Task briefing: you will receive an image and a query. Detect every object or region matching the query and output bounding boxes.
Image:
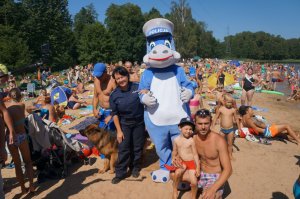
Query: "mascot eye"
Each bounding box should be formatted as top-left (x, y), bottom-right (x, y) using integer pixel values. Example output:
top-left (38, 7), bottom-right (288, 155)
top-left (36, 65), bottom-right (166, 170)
top-left (150, 42), bottom-right (156, 50)
top-left (164, 40), bottom-right (171, 48)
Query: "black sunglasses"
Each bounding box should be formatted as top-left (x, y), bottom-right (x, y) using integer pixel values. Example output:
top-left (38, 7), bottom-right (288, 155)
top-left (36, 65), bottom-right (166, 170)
top-left (195, 109), bottom-right (211, 118)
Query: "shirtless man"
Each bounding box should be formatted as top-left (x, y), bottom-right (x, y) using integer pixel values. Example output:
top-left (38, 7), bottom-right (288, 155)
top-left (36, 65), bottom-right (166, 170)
top-left (124, 61), bottom-right (140, 82)
top-left (271, 67), bottom-right (282, 91)
top-left (173, 109), bottom-right (232, 199)
top-left (239, 105), bottom-right (300, 144)
top-left (92, 63), bottom-right (116, 130)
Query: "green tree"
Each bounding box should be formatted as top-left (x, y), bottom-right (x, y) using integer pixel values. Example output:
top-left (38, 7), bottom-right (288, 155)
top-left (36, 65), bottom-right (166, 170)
top-left (105, 3), bottom-right (145, 62)
top-left (73, 4), bottom-right (98, 38)
top-left (77, 22), bottom-right (115, 65)
top-left (144, 7), bottom-right (162, 21)
top-left (20, 0), bottom-right (75, 67)
top-left (0, 25), bottom-right (31, 70)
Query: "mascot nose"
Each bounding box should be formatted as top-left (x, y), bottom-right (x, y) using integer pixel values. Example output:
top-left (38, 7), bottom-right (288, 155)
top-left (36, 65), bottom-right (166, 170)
top-left (162, 50), bottom-right (169, 54)
top-left (153, 50), bottom-right (157, 54)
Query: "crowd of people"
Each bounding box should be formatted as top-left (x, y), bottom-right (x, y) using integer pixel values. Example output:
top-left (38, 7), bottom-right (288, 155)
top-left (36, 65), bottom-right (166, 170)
top-left (0, 58), bottom-right (299, 198)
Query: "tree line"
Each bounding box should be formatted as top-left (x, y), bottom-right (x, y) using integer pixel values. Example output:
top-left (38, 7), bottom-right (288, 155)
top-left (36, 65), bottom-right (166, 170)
top-left (0, 0), bottom-right (299, 72)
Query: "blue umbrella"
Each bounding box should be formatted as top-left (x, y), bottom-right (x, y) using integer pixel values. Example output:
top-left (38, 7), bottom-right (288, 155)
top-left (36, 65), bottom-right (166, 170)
top-left (50, 86), bottom-right (71, 106)
top-left (229, 60), bottom-right (240, 67)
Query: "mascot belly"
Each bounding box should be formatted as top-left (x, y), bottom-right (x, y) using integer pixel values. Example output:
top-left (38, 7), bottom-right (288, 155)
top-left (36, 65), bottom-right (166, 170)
top-left (139, 18), bottom-right (193, 183)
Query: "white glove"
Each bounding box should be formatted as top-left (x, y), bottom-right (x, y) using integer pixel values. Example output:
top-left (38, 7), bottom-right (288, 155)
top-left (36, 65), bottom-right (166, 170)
top-left (141, 92), bottom-right (157, 107)
top-left (180, 87), bottom-right (193, 103)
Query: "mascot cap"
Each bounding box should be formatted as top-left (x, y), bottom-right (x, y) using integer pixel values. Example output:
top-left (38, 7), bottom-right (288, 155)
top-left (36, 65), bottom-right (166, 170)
top-left (143, 18), bottom-right (174, 38)
top-left (0, 64), bottom-right (8, 77)
top-left (93, 63), bottom-right (106, 77)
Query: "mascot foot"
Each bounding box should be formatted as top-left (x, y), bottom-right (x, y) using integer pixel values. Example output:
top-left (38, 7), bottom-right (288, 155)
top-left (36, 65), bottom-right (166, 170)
top-left (151, 170), bottom-right (170, 183)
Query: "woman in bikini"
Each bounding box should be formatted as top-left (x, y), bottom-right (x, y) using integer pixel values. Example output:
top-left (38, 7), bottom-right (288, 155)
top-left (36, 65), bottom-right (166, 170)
top-left (238, 105), bottom-right (300, 144)
top-left (241, 67), bottom-right (261, 106)
top-left (5, 88), bottom-right (35, 194)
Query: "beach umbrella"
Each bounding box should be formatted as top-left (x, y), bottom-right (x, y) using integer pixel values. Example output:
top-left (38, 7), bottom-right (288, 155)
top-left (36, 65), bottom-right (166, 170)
top-left (229, 60), bottom-right (240, 67)
top-left (50, 86), bottom-right (71, 106)
top-left (207, 72), bottom-right (235, 88)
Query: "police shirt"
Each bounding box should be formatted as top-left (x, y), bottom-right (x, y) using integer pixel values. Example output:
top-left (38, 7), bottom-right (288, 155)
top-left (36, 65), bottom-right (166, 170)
top-left (109, 82), bottom-right (144, 125)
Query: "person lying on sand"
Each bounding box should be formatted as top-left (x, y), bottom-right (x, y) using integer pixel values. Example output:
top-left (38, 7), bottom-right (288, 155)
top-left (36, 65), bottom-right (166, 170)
top-left (239, 105), bottom-right (300, 144)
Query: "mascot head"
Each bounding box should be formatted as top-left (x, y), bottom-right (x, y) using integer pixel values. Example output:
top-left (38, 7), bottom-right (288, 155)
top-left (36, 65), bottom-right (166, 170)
top-left (143, 18), bottom-right (181, 68)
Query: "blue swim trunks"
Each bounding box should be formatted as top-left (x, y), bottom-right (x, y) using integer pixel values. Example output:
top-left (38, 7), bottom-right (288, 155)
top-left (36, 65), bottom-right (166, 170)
top-left (220, 127), bottom-right (235, 134)
top-left (98, 108), bottom-right (115, 131)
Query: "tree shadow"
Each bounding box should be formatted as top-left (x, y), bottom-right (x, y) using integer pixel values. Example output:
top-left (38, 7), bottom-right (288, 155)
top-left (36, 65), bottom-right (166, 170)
top-left (10, 162), bottom-right (102, 199)
top-left (142, 147), bottom-right (159, 168)
top-left (271, 192), bottom-right (289, 199)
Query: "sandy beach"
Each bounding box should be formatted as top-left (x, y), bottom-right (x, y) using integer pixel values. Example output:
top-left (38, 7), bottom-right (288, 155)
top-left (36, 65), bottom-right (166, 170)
top-left (2, 90), bottom-right (300, 199)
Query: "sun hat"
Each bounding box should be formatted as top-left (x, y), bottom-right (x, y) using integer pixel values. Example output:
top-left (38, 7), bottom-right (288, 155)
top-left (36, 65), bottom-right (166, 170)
top-left (93, 63), bottom-right (106, 77)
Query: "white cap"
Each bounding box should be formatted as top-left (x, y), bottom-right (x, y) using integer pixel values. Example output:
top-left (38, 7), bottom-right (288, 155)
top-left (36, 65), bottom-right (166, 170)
top-left (143, 18), bottom-right (174, 38)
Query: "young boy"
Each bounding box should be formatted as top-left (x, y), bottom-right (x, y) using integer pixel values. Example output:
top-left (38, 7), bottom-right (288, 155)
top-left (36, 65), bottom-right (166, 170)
top-left (166, 118), bottom-right (200, 199)
top-left (212, 94), bottom-right (241, 160)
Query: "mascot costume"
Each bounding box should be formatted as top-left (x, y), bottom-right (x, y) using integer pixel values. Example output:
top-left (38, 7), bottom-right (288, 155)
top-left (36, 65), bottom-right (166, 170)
top-left (139, 18), bottom-right (194, 183)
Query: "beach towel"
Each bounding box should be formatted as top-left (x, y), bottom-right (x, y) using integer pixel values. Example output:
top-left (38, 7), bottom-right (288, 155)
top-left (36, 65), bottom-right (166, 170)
top-left (251, 106), bottom-right (268, 112)
top-left (69, 117), bottom-right (99, 131)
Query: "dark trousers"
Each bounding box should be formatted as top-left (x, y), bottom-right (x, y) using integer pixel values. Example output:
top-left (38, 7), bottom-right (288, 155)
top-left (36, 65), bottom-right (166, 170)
top-left (115, 121), bottom-right (145, 178)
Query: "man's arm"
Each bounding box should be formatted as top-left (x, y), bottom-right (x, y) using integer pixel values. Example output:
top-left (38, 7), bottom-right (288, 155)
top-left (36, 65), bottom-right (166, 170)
top-left (245, 116), bottom-right (265, 134)
top-left (92, 83), bottom-right (100, 118)
top-left (103, 77), bottom-right (116, 95)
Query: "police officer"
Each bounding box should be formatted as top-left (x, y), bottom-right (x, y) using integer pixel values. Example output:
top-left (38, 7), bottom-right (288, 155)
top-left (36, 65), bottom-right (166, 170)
top-left (109, 66), bottom-right (146, 184)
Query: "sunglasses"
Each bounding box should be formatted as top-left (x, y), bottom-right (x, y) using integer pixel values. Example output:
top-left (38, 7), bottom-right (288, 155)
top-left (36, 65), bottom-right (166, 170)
top-left (195, 109), bottom-right (211, 118)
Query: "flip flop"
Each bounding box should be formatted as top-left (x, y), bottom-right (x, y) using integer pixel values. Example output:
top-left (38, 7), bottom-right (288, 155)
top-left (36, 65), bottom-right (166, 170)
top-left (259, 138), bottom-right (272, 145)
top-left (5, 162), bottom-right (15, 169)
top-left (245, 134), bottom-right (259, 142)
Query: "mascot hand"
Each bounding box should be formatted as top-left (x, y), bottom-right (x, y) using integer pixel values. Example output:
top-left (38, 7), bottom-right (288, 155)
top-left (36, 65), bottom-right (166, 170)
top-left (180, 88), bottom-right (193, 103)
top-left (141, 92), bottom-right (157, 107)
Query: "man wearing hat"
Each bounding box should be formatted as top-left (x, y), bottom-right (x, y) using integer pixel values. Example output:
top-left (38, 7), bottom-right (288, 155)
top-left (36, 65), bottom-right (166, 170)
top-left (92, 63), bottom-right (116, 130)
top-left (139, 18), bottom-right (194, 183)
top-left (0, 64), bottom-right (16, 198)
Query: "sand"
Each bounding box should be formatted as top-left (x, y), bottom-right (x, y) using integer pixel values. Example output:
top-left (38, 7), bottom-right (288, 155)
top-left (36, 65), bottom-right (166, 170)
top-left (2, 89), bottom-right (300, 199)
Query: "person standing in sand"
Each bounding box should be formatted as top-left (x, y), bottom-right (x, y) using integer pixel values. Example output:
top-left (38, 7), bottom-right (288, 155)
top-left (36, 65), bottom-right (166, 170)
top-left (167, 118), bottom-right (200, 199)
top-left (92, 63), bottom-right (116, 130)
top-left (241, 67), bottom-right (261, 106)
top-left (238, 105), bottom-right (300, 144)
top-left (5, 88), bottom-right (35, 194)
top-left (173, 109), bottom-right (232, 199)
top-left (0, 65), bottom-right (16, 198)
top-left (212, 94), bottom-right (242, 160)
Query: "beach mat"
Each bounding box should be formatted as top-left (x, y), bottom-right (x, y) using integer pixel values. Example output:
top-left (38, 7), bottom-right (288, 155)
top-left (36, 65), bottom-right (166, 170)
top-left (237, 105), bottom-right (268, 112)
top-left (70, 117), bottom-right (99, 131)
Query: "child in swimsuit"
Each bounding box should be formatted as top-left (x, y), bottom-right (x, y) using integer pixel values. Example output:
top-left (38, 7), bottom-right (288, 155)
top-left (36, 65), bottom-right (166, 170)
top-left (166, 118), bottom-right (200, 199)
top-left (212, 94), bottom-right (241, 160)
top-left (4, 88), bottom-right (35, 194)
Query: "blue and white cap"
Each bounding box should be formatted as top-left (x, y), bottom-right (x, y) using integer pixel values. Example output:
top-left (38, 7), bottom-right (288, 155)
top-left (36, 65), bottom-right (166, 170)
top-left (143, 18), bottom-right (174, 38)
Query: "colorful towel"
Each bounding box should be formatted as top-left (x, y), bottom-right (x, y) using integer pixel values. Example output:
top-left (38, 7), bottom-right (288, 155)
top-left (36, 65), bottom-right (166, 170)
top-left (69, 117), bottom-right (99, 131)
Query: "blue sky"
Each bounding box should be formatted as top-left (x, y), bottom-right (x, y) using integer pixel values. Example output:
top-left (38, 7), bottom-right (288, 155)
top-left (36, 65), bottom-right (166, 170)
top-left (68, 0), bottom-right (300, 41)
